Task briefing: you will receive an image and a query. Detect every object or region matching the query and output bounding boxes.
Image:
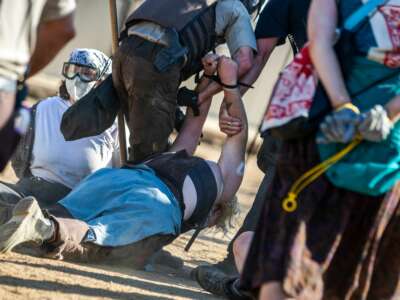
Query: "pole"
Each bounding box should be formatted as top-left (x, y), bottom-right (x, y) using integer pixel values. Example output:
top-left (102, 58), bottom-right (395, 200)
top-left (109, 0), bottom-right (128, 164)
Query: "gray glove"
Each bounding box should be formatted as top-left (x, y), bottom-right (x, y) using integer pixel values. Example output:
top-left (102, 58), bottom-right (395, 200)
top-left (317, 107), bottom-right (361, 144)
top-left (358, 105), bottom-right (393, 142)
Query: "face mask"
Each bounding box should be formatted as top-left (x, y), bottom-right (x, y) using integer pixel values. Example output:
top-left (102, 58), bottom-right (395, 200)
top-left (65, 77), bottom-right (96, 101)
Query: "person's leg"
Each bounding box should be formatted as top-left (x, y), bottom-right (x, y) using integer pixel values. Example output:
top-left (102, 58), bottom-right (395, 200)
top-left (0, 197), bottom-right (54, 253)
top-left (259, 283), bottom-right (286, 300)
top-left (233, 231), bottom-right (254, 274)
top-left (113, 37), bottom-right (181, 162)
top-left (16, 177), bottom-right (71, 208)
top-left (0, 181), bottom-right (24, 224)
top-left (104, 234), bottom-right (176, 269)
top-left (226, 173), bottom-right (272, 264)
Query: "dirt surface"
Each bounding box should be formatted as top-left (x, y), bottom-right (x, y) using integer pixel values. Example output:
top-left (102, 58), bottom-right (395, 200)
top-left (0, 142), bottom-right (263, 300)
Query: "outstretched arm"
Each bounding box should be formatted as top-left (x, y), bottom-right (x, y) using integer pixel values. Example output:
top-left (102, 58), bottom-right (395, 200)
top-left (198, 46), bottom-right (254, 103)
top-left (217, 57), bottom-right (248, 203)
top-left (170, 54), bottom-right (218, 154)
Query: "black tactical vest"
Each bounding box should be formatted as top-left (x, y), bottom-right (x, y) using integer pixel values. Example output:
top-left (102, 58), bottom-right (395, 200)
top-left (143, 150), bottom-right (219, 232)
top-left (125, 0), bottom-right (218, 80)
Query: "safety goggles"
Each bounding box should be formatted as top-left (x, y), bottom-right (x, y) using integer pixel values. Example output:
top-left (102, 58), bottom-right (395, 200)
top-left (62, 62), bottom-right (100, 83)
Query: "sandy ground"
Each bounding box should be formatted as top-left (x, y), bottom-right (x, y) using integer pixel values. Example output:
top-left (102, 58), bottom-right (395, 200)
top-left (0, 142), bottom-right (263, 300)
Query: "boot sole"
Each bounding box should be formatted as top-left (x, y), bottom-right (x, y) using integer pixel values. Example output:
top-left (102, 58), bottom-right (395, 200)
top-left (0, 197), bottom-right (40, 253)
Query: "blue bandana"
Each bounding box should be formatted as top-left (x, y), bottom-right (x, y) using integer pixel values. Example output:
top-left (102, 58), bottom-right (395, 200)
top-left (68, 48), bottom-right (112, 75)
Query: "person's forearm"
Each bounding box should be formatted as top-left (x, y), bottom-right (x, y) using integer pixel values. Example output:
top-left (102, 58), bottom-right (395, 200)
top-left (239, 38), bottom-right (278, 95)
top-left (239, 53), bottom-right (267, 95)
top-left (308, 0), bottom-right (350, 109)
top-left (171, 76), bottom-right (213, 154)
top-left (385, 95), bottom-right (400, 122)
top-left (198, 50), bottom-right (254, 102)
top-left (309, 42), bottom-right (350, 108)
top-left (29, 15), bottom-right (75, 77)
top-left (171, 100), bottom-right (212, 154)
top-left (224, 89), bottom-right (248, 142)
top-left (0, 91), bottom-right (16, 129)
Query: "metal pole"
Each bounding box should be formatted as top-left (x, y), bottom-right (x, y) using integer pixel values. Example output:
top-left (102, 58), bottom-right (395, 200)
top-left (109, 0), bottom-right (128, 164)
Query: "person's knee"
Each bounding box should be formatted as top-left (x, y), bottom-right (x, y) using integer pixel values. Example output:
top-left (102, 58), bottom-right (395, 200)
top-left (233, 231), bottom-right (254, 261)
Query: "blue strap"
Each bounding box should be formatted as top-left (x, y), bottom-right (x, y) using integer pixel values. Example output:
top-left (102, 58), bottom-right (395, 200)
top-left (344, 0), bottom-right (389, 31)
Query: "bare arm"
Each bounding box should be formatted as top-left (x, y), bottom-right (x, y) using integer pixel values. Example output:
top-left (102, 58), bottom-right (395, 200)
top-left (386, 95), bottom-right (400, 122)
top-left (198, 46), bottom-right (254, 102)
top-left (28, 14), bottom-right (76, 77)
top-left (170, 75), bottom-right (213, 155)
top-left (239, 37), bottom-right (279, 95)
top-left (308, 0), bottom-right (351, 108)
top-left (217, 58), bottom-right (248, 203)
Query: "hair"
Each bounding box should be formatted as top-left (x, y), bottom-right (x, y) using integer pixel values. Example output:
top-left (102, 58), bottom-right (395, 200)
top-left (212, 196), bottom-right (240, 235)
top-left (59, 80), bottom-right (70, 100)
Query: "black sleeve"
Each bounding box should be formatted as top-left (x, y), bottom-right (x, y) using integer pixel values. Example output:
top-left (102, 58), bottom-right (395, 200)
top-left (255, 0), bottom-right (291, 45)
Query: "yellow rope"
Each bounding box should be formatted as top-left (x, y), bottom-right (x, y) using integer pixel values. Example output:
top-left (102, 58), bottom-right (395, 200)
top-left (282, 138), bottom-right (362, 212)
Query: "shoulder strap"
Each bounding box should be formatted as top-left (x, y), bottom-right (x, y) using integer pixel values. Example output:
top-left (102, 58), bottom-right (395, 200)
top-left (288, 34), bottom-right (299, 55)
top-left (344, 0), bottom-right (390, 31)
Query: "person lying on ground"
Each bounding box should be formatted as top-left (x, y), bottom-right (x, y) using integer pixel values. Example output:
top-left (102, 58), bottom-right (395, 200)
top-left (0, 48), bottom-right (118, 222)
top-left (0, 56), bottom-right (248, 269)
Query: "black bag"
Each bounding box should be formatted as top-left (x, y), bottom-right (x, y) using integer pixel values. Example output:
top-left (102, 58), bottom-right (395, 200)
top-left (60, 75), bottom-right (120, 141)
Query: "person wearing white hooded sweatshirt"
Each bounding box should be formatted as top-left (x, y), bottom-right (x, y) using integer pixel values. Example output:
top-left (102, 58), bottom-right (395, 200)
top-left (0, 48), bottom-right (119, 220)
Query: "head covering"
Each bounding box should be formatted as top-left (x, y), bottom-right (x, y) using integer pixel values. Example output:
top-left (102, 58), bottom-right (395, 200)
top-left (67, 48), bottom-right (112, 76)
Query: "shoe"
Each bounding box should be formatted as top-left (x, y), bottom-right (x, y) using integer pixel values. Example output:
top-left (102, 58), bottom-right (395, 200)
top-left (0, 197), bottom-right (53, 253)
top-left (0, 199), bottom-right (13, 225)
top-left (212, 253), bottom-right (239, 276)
top-left (152, 249), bottom-right (184, 269)
top-left (192, 265), bottom-right (231, 297)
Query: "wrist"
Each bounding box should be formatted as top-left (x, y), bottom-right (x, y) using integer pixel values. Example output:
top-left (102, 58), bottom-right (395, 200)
top-left (385, 100), bottom-right (400, 122)
top-left (331, 95), bottom-right (352, 110)
top-left (335, 102), bottom-right (360, 114)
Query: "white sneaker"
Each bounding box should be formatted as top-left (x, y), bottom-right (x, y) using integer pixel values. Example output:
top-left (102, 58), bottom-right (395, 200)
top-left (0, 197), bottom-right (53, 253)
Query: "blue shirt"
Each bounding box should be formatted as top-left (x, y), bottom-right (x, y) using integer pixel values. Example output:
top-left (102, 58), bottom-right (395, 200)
top-left (59, 165), bottom-right (182, 247)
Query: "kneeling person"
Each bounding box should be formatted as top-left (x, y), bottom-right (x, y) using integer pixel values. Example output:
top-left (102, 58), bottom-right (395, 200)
top-left (0, 57), bottom-right (248, 267)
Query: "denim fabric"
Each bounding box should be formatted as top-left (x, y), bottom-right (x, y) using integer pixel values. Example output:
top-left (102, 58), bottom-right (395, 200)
top-left (59, 165), bottom-right (182, 247)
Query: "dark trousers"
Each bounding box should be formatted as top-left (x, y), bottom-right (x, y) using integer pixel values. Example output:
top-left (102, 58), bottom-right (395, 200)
top-left (0, 177), bottom-right (71, 208)
top-left (113, 36), bottom-right (181, 162)
top-left (226, 171), bottom-right (274, 256)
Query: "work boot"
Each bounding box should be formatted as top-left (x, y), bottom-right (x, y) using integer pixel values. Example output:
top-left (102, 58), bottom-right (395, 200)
top-left (192, 265), bottom-right (232, 297)
top-left (193, 266), bottom-right (254, 300)
top-left (211, 252), bottom-right (238, 276)
top-left (153, 249), bottom-right (184, 269)
top-left (0, 197), bottom-right (54, 253)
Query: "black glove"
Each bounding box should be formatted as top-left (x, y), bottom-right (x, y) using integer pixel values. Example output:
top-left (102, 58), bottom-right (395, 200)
top-left (174, 107), bottom-right (186, 132)
top-left (177, 87), bottom-right (200, 116)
